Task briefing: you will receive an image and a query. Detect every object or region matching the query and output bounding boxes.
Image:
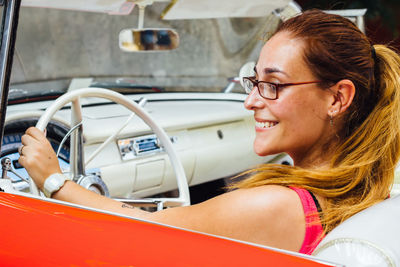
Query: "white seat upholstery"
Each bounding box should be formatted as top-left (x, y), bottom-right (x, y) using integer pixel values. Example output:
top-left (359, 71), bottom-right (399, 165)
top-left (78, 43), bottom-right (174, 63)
top-left (314, 194), bottom-right (400, 267)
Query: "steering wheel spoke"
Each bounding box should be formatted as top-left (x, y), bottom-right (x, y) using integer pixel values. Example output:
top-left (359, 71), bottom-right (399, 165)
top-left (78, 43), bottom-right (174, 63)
top-left (34, 88), bottom-right (190, 208)
top-left (70, 97), bottom-right (86, 180)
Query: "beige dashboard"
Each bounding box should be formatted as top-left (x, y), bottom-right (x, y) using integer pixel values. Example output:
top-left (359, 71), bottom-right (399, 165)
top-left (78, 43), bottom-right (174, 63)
top-left (5, 92), bottom-right (281, 198)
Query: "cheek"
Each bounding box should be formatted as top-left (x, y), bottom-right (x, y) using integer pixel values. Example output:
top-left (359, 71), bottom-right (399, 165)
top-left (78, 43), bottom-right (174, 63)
top-left (269, 97), bottom-right (300, 121)
top-left (273, 96), bottom-right (326, 133)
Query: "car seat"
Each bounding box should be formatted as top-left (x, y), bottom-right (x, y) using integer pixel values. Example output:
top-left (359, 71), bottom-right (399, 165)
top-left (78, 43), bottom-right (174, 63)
top-left (313, 191), bottom-right (400, 267)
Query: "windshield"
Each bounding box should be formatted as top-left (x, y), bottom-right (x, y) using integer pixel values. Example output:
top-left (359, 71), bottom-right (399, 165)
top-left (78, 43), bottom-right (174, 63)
top-left (7, 3), bottom-right (281, 102)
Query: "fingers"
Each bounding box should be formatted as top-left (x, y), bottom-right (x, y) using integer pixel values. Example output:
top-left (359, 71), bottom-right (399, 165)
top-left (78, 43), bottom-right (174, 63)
top-left (21, 127), bottom-right (54, 159)
top-left (25, 126), bottom-right (47, 141)
top-left (20, 132), bottom-right (36, 146)
top-left (17, 153), bottom-right (27, 169)
top-left (18, 126), bottom-right (62, 186)
top-left (18, 137), bottom-right (61, 189)
top-left (21, 127), bottom-right (52, 154)
top-left (18, 145), bottom-right (24, 156)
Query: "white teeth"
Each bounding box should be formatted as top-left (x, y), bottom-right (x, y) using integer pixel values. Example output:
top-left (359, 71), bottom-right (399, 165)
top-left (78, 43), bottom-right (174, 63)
top-left (255, 121), bottom-right (277, 128)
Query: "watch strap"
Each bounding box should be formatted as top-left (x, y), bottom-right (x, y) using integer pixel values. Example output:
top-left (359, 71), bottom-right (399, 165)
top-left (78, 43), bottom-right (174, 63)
top-left (43, 173), bottom-right (67, 198)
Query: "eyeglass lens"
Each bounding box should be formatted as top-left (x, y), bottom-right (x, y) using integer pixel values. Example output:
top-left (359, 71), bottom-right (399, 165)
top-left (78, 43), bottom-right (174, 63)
top-left (243, 78), bottom-right (276, 99)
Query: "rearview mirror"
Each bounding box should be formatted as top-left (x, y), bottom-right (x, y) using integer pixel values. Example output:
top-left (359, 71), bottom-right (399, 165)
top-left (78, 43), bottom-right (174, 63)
top-left (119, 28), bottom-right (179, 52)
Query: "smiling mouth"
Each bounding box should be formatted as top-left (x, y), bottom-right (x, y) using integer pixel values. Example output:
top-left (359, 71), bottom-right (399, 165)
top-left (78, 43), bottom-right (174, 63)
top-left (255, 121), bottom-right (278, 129)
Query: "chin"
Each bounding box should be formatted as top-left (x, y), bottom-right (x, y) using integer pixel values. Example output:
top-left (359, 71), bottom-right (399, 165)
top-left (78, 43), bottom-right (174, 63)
top-left (253, 137), bottom-right (287, 157)
top-left (253, 143), bottom-right (276, 157)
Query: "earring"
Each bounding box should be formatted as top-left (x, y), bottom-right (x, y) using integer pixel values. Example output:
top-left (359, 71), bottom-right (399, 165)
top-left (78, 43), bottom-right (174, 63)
top-left (330, 110), bottom-right (337, 126)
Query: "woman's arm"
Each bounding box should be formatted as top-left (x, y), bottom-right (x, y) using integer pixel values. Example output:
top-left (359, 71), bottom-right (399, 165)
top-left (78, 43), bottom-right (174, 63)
top-left (18, 127), bottom-right (152, 218)
top-left (18, 127), bottom-right (305, 251)
top-left (54, 180), bottom-right (306, 251)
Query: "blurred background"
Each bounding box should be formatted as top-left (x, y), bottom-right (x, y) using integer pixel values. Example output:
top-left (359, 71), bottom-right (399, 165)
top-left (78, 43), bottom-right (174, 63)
top-left (7, 1), bottom-right (400, 96)
top-left (298, 0), bottom-right (400, 49)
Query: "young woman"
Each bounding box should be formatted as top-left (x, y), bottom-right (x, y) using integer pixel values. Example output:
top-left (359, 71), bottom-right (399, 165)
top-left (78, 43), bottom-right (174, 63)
top-left (18, 10), bottom-right (400, 255)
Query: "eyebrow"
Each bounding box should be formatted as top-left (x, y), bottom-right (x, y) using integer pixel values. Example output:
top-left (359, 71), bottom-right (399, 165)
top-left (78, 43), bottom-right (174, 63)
top-left (253, 66), bottom-right (289, 77)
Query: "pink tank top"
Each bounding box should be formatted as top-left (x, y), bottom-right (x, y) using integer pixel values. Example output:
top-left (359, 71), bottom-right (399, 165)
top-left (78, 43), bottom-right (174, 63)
top-left (290, 187), bottom-right (324, 255)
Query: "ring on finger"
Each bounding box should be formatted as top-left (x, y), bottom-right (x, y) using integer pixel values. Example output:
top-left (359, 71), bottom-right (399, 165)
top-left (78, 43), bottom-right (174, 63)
top-left (18, 145), bottom-right (25, 156)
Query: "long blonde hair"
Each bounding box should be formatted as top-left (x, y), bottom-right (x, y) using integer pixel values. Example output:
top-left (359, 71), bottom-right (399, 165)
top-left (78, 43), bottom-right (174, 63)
top-left (236, 10), bottom-right (400, 233)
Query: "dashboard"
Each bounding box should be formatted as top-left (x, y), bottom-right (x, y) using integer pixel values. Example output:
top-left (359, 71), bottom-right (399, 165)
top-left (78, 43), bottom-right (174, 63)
top-left (2, 92), bottom-right (286, 201)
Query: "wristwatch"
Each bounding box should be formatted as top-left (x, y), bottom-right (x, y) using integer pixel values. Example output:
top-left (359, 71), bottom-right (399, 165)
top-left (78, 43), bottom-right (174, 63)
top-left (42, 173), bottom-right (67, 198)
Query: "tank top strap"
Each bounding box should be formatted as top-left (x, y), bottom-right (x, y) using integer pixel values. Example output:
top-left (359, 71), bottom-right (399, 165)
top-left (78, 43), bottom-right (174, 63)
top-left (289, 186), bottom-right (324, 255)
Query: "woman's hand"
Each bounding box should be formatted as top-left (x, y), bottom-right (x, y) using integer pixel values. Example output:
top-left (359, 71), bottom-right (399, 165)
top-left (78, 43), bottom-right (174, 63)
top-left (18, 127), bottom-right (62, 189)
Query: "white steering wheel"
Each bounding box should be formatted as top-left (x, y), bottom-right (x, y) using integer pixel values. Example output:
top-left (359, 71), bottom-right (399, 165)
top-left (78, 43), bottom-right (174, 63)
top-left (32, 88), bottom-right (190, 208)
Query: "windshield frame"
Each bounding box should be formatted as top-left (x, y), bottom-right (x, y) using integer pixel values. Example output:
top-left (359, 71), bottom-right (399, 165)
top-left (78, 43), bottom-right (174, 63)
top-left (0, 0), bottom-right (22, 153)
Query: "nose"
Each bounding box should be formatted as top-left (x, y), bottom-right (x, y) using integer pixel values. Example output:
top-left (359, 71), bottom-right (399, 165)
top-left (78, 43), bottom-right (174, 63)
top-left (244, 86), bottom-right (264, 110)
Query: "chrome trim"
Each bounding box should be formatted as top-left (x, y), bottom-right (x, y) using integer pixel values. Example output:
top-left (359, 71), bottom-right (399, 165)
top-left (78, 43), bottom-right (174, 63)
top-left (70, 98), bottom-right (85, 180)
top-left (114, 198), bottom-right (164, 211)
top-left (223, 77), bottom-right (240, 93)
top-left (76, 174), bottom-right (110, 197)
top-left (56, 122), bottom-right (82, 158)
top-left (118, 134), bottom-right (174, 160)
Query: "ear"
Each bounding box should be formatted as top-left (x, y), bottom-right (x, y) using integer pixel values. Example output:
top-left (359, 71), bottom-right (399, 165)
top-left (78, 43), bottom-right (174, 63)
top-left (328, 79), bottom-right (355, 117)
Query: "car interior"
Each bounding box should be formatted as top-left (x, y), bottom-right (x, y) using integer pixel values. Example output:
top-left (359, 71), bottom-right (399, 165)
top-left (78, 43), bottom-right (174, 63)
top-left (0, 1), bottom-right (399, 266)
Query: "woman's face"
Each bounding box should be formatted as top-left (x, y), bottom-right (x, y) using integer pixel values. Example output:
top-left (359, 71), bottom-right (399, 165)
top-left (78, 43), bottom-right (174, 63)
top-left (244, 31), bottom-right (334, 166)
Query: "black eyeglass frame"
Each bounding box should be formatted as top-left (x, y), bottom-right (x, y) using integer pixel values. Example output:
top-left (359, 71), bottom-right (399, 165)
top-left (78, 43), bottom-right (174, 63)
top-left (242, 76), bottom-right (322, 100)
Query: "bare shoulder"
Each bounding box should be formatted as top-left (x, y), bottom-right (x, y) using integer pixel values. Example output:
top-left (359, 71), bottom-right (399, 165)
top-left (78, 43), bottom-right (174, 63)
top-left (220, 184), bottom-right (302, 210)
top-left (215, 185), bottom-right (306, 250)
top-left (153, 185), bottom-right (306, 251)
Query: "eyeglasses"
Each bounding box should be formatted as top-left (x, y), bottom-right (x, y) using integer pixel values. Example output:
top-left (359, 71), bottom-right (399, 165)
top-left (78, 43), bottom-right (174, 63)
top-left (242, 76), bottom-right (322, 100)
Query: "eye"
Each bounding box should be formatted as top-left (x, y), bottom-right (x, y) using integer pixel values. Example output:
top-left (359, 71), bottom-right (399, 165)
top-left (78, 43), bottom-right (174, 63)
top-left (269, 83), bottom-right (278, 91)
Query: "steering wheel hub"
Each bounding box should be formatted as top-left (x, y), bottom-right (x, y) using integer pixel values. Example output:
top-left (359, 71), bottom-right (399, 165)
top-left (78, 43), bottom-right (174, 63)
top-left (76, 174), bottom-right (110, 197)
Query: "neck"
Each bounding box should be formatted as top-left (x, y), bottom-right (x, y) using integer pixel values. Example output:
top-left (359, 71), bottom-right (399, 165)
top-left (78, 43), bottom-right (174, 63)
top-left (293, 154), bottom-right (330, 169)
top-left (291, 138), bottom-right (340, 169)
